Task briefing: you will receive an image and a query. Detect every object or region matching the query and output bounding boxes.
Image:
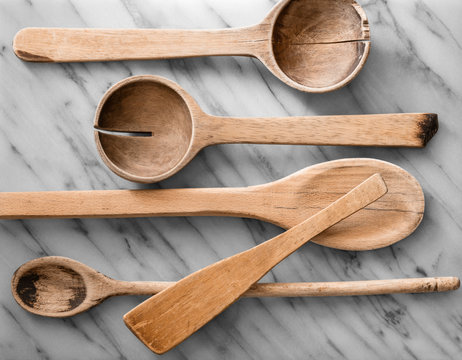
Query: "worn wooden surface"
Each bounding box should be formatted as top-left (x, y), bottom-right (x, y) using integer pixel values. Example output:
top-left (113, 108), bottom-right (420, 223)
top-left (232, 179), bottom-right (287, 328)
top-left (11, 256), bottom-right (460, 318)
top-left (13, 0), bottom-right (370, 93)
top-left (0, 158), bottom-right (424, 251)
top-left (123, 174), bottom-right (387, 353)
top-left (2, 0), bottom-right (461, 358)
top-left (94, 75), bottom-right (437, 183)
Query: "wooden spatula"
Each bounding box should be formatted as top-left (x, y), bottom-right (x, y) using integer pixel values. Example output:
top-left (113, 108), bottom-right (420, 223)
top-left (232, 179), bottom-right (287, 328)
top-left (123, 173), bottom-right (387, 354)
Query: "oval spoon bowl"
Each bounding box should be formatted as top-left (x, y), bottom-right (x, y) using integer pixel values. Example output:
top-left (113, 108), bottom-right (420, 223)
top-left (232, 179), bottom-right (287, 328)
top-left (11, 257), bottom-right (100, 317)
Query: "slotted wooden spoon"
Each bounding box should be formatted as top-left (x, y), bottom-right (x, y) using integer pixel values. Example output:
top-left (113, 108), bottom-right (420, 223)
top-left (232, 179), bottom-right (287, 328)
top-left (13, 0), bottom-right (370, 92)
top-left (93, 75), bottom-right (437, 183)
top-left (0, 158), bottom-right (424, 251)
top-left (124, 174), bottom-right (387, 353)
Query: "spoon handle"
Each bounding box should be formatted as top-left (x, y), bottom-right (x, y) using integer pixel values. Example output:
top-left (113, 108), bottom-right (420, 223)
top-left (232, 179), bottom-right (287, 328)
top-left (0, 187), bottom-right (280, 223)
top-left (123, 174), bottom-right (387, 354)
top-left (198, 113), bottom-right (438, 147)
top-left (13, 27), bottom-right (264, 62)
top-left (111, 277), bottom-right (460, 297)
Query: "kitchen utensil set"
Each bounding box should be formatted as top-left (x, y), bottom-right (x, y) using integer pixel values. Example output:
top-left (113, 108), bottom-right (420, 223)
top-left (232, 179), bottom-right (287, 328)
top-left (5, 0), bottom-right (457, 355)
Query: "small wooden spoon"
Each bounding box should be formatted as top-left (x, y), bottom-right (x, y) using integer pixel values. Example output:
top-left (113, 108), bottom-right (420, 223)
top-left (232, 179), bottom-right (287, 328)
top-left (13, 0), bottom-right (370, 92)
top-left (11, 256), bottom-right (459, 318)
top-left (94, 75), bottom-right (437, 183)
top-left (124, 174), bottom-right (387, 353)
top-left (0, 158), bottom-right (424, 251)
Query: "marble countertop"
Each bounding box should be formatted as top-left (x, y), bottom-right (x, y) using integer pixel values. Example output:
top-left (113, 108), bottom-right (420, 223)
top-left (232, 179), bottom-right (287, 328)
top-left (1, 0), bottom-right (461, 358)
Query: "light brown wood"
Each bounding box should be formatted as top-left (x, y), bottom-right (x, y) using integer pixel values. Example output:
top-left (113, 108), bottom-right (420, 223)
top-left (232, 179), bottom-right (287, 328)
top-left (0, 158), bottom-right (425, 251)
top-left (123, 174), bottom-right (387, 354)
top-left (270, 0), bottom-right (370, 89)
top-left (11, 256), bottom-right (460, 318)
top-left (94, 75), bottom-right (438, 183)
top-left (13, 0), bottom-right (370, 92)
top-left (244, 277), bottom-right (460, 297)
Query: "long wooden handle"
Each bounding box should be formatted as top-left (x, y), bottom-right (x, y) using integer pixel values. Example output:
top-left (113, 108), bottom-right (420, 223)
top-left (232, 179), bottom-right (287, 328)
top-left (13, 27), bottom-right (264, 62)
top-left (113, 277), bottom-right (460, 297)
top-left (123, 174), bottom-right (387, 354)
top-left (198, 113), bottom-right (438, 147)
top-left (0, 188), bottom-right (269, 220)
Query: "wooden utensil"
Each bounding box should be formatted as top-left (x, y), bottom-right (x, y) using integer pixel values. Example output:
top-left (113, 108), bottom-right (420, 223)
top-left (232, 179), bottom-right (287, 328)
top-left (11, 256), bottom-right (460, 318)
top-left (0, 158), bottom-right (424, 251)
top-left (124, 174), bottom-right (386, 353)
top-left (94, 75), bottom-right (437, 183)
top-left (13, 0), bottom-right (370, 93)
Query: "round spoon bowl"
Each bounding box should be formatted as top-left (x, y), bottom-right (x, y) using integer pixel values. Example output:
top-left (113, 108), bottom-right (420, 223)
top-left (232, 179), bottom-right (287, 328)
top-left (11, 257), bottom-right (105, 317)
top-left (266, 0), bottom-right (370, 92)
top-left (95, 76), bottom-right (196, 182)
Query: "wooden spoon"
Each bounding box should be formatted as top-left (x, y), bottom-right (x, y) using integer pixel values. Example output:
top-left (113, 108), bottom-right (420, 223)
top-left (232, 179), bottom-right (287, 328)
top-left (124, 174), bottom-right (387, 353)
top-left (11, 256), bottom-right (459, 318)
top-left (13, 0), bottom-right (370, 93)
top-left (93, 75), bottom-right (438, 183)
top-left (0, 158), bottom-right (424, 251)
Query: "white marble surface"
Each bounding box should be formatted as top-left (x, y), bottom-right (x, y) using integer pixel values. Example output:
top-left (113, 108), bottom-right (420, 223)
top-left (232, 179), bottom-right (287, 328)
top-left (0, 0), bottom-right (461, 358)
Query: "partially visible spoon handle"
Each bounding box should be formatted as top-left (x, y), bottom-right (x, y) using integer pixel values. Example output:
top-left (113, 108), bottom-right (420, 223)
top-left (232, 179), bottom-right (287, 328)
top-left (199, 113), bottom-right (438, 147)
top-left (13, 27), bottom-right (264, 62)
top-left (113, 277), bottom-right (460, 297)
top-left (0, 187), bottom-right (279, 223)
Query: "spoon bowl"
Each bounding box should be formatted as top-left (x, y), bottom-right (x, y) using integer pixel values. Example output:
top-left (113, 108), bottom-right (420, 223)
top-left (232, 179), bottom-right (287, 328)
top-left (15, 263), bottom-right (86, 313)
top-left (95, 77), bottom-right (195, 181)
top-left (11, 257), bottom-right (105, 317)
top-left (95, 75), bottom-right (437, 183)
top-left (14, 0), bottom-right (369, 92)
top-left (266, 0), bottom-right (370, 91)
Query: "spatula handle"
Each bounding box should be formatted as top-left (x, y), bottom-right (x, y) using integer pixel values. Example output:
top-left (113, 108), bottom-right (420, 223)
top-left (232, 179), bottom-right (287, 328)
top-left (13, 27), bottom-right (264, 62)
top-left (199, 113), bottom-right (438, 147)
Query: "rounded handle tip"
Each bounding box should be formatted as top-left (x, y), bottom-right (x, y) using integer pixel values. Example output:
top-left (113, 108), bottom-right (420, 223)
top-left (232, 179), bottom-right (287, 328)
top-left (13, 28), bottom-right (53, 62)
top-left (436, 277), bottom-right (460, 292)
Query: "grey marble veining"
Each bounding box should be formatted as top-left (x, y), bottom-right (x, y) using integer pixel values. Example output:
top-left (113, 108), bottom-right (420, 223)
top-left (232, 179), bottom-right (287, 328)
top-left (0, 0), bottom-right (461, 358)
